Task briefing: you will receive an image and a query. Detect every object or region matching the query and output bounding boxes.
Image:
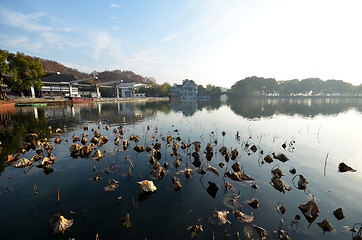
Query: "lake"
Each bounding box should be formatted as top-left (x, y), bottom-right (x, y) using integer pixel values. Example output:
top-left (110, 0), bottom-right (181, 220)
top-left (0, 98), bottom-right (362, 240)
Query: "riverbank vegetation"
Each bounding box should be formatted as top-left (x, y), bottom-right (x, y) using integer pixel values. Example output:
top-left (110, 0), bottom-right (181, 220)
top-left (227, 76), bottom-right (362, 98)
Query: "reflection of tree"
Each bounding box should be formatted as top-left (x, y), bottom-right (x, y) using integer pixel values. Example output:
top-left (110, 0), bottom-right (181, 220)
top-left (139, 102), bottom-right (171, 115)
top-left (0, 102), bottom-right (172, 174)
top-left (197, 99), bottom-right (222, 111)
top-left (228, 98), bottom-right (362, 119)
top-left (0, 109), bottom-right (51, 174)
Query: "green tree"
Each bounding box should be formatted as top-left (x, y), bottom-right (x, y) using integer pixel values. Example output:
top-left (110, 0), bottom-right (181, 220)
top-left (157, 82), bottom-right (171, 97)
top-left (198, 84), bottom-right (222, 98)
top-left (2, 51), bottom-right (45, 95)
top-left (137, 82), bottom-right (171, 97)
top-left (0, 49), bottom-right (10, 75)
top-left (227, 76), bottom-right (278, 98)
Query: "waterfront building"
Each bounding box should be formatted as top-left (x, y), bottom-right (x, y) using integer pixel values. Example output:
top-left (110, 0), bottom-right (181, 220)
top-left (170, 79), bottom-right (198, 100)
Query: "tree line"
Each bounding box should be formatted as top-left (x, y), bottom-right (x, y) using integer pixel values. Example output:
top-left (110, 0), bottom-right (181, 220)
top-left (0, 49), bottom-right (45, 96)
top-left (227, 76), bottom-right (362, 98)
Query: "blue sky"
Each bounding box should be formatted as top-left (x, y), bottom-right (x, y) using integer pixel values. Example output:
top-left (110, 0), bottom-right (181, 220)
top-left (1, 0), bottom-right (362, 88)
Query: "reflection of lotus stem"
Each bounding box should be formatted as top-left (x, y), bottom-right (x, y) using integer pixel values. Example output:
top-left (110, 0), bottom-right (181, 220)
top-left (324, 153), bottom-right (329, 176)
top-left (57, 184), bottom-right (60, 202)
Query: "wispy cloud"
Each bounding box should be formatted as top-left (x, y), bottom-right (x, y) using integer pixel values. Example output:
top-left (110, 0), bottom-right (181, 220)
top-left (0, 5), bottom-right (77, 52)
top-left (0, 7), bottom-right (53, 32)
top-left (160, 22), bottom-right (204, 43)
top-left (160, 33), bottom-right (177, 43)
top-left (110, 3), bottom-right (120, 8)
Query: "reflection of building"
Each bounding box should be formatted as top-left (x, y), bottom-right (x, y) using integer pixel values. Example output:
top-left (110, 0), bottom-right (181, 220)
top-left (170, 80), bottom-right (198, 100)
top-left (170, 100), bottom-right (197, 116)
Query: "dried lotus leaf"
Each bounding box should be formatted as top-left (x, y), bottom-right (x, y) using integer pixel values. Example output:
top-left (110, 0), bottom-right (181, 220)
top-left (209, 210), bottom-right (229, 225)
top-left (206, 181), bottom-right (219, 198)
top-left (219, 145), bottom-right (228, 155)
top-left (297, 175), bottom-right (308, 189)
top-left (317, 219), bottom-right (334, 233)
top-left (93, 149), bottom-right (104, 160)
top-left (123, 139), bottom-right (130, 150)
top-left (55, 128), bottom-right (63, 135)
top-left (263, 154), bottom-right (273, 163)
top-left (271, 167), bottom-right (286, 178)
top-left (98, 136), bottom-right (108, 147)
top-left (225, 182), bottom-right (233, 190)
top-left (145, 145), bottom-right (153, 152)
top-left (114, 137), bottom-right (120, 146)
top-left (231, 149), bottom-right (238, 160)
top-left (247, 198), bottom-right (259, 209)
top-left (250, 145), bottom-right (258, 152)
top-left (205, 143), bottom-right (213, 153)
top-left (333, 208), bottom-right (345, 220)
top-left (233, 210), bottom-right (254, 223)
top-left (137, 180), bottom-right (157, 193)
top-left (232, 161), bottom-right (241, 172)
top-left (69, 143), bottom-right (80, 153)
top-left (133, 144), bottom-right (145, 152)
top-left (192, 141), bottom-right (201, 148)
top-left (272, 152), bottom-right (289, 162)
top-left (271, 175), bottom-right (291, 193)
top-left (172, 176), bottom-right (181, 191)
top-left (49, 214), bottom-right (73, 234)
top-left (54, 137), bottom-right (62, 144)
top-left (13, 158), bottom-right (33, 168)
top-left (226, 171), bottom-right (256, 182)
top-left (41, 157), bottom-right (54, 168)
top-left (6, 153), bottom-right (21, 165)
top-left (93, 130), bottom-right (101, 138)
top-left (207, 166), bottom-right (219, 176)
top-left (72, 135), bottom-right (80, 142)
top-left (30, 154), bottom-right (42, 162)
top-left (187, 223), bottom-right (203, 237)
top-left (120, 213), bottom-right (131, 228)
top-left (173, 159), bottom-right (180, 168)
top-left (254, 225), bottom-right (268, 240)
top-left (152, 166), bottom-right (165, 180)
top-left (298, 200), bottom-right (320, 221)
top-left (104, 183), bottom-right (119, 191)
top-left (339, 162), bottom-right (356, 173)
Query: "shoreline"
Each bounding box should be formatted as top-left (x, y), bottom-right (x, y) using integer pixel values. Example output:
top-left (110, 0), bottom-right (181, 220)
top-left (13, 96), bottom-right (169, 105)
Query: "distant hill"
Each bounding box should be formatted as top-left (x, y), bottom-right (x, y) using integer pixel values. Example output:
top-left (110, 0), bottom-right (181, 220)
top-left (40, 59), bottom-right (154, 85)
top-left (41, 59), bottom-right (91, 80)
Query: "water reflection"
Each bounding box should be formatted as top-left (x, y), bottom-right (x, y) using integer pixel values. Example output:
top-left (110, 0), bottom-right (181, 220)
top-left (2, 98), bottom-right (362, 166)
top-left (170, 99), bottom-right (222, 116)
top-left (0, 99), bottom-right (362, 240)
top-left (227, 97), bottom-right (362, 119)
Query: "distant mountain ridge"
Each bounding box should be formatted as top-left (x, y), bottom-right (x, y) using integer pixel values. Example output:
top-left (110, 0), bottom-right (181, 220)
top-left (40, 59), bottom-right (154, 85)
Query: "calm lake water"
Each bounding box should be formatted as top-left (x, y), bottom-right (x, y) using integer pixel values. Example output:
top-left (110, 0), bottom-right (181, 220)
top-left (0, 98), bottom-right (362, 240)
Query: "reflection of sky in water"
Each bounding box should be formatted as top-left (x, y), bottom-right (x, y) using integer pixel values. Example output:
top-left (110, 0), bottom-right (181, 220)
top-left (0, 101), bottom-right (361, 240)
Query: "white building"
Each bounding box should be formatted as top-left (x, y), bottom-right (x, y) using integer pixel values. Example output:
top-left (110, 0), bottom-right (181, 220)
top-left (116, 82), bottom-right (147, 98)
top-left (170, 79), bottom-right (198, 100)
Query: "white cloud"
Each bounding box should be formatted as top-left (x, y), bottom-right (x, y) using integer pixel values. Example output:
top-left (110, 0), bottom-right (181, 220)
top-left (110, 3), bottom-right (120, 8)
